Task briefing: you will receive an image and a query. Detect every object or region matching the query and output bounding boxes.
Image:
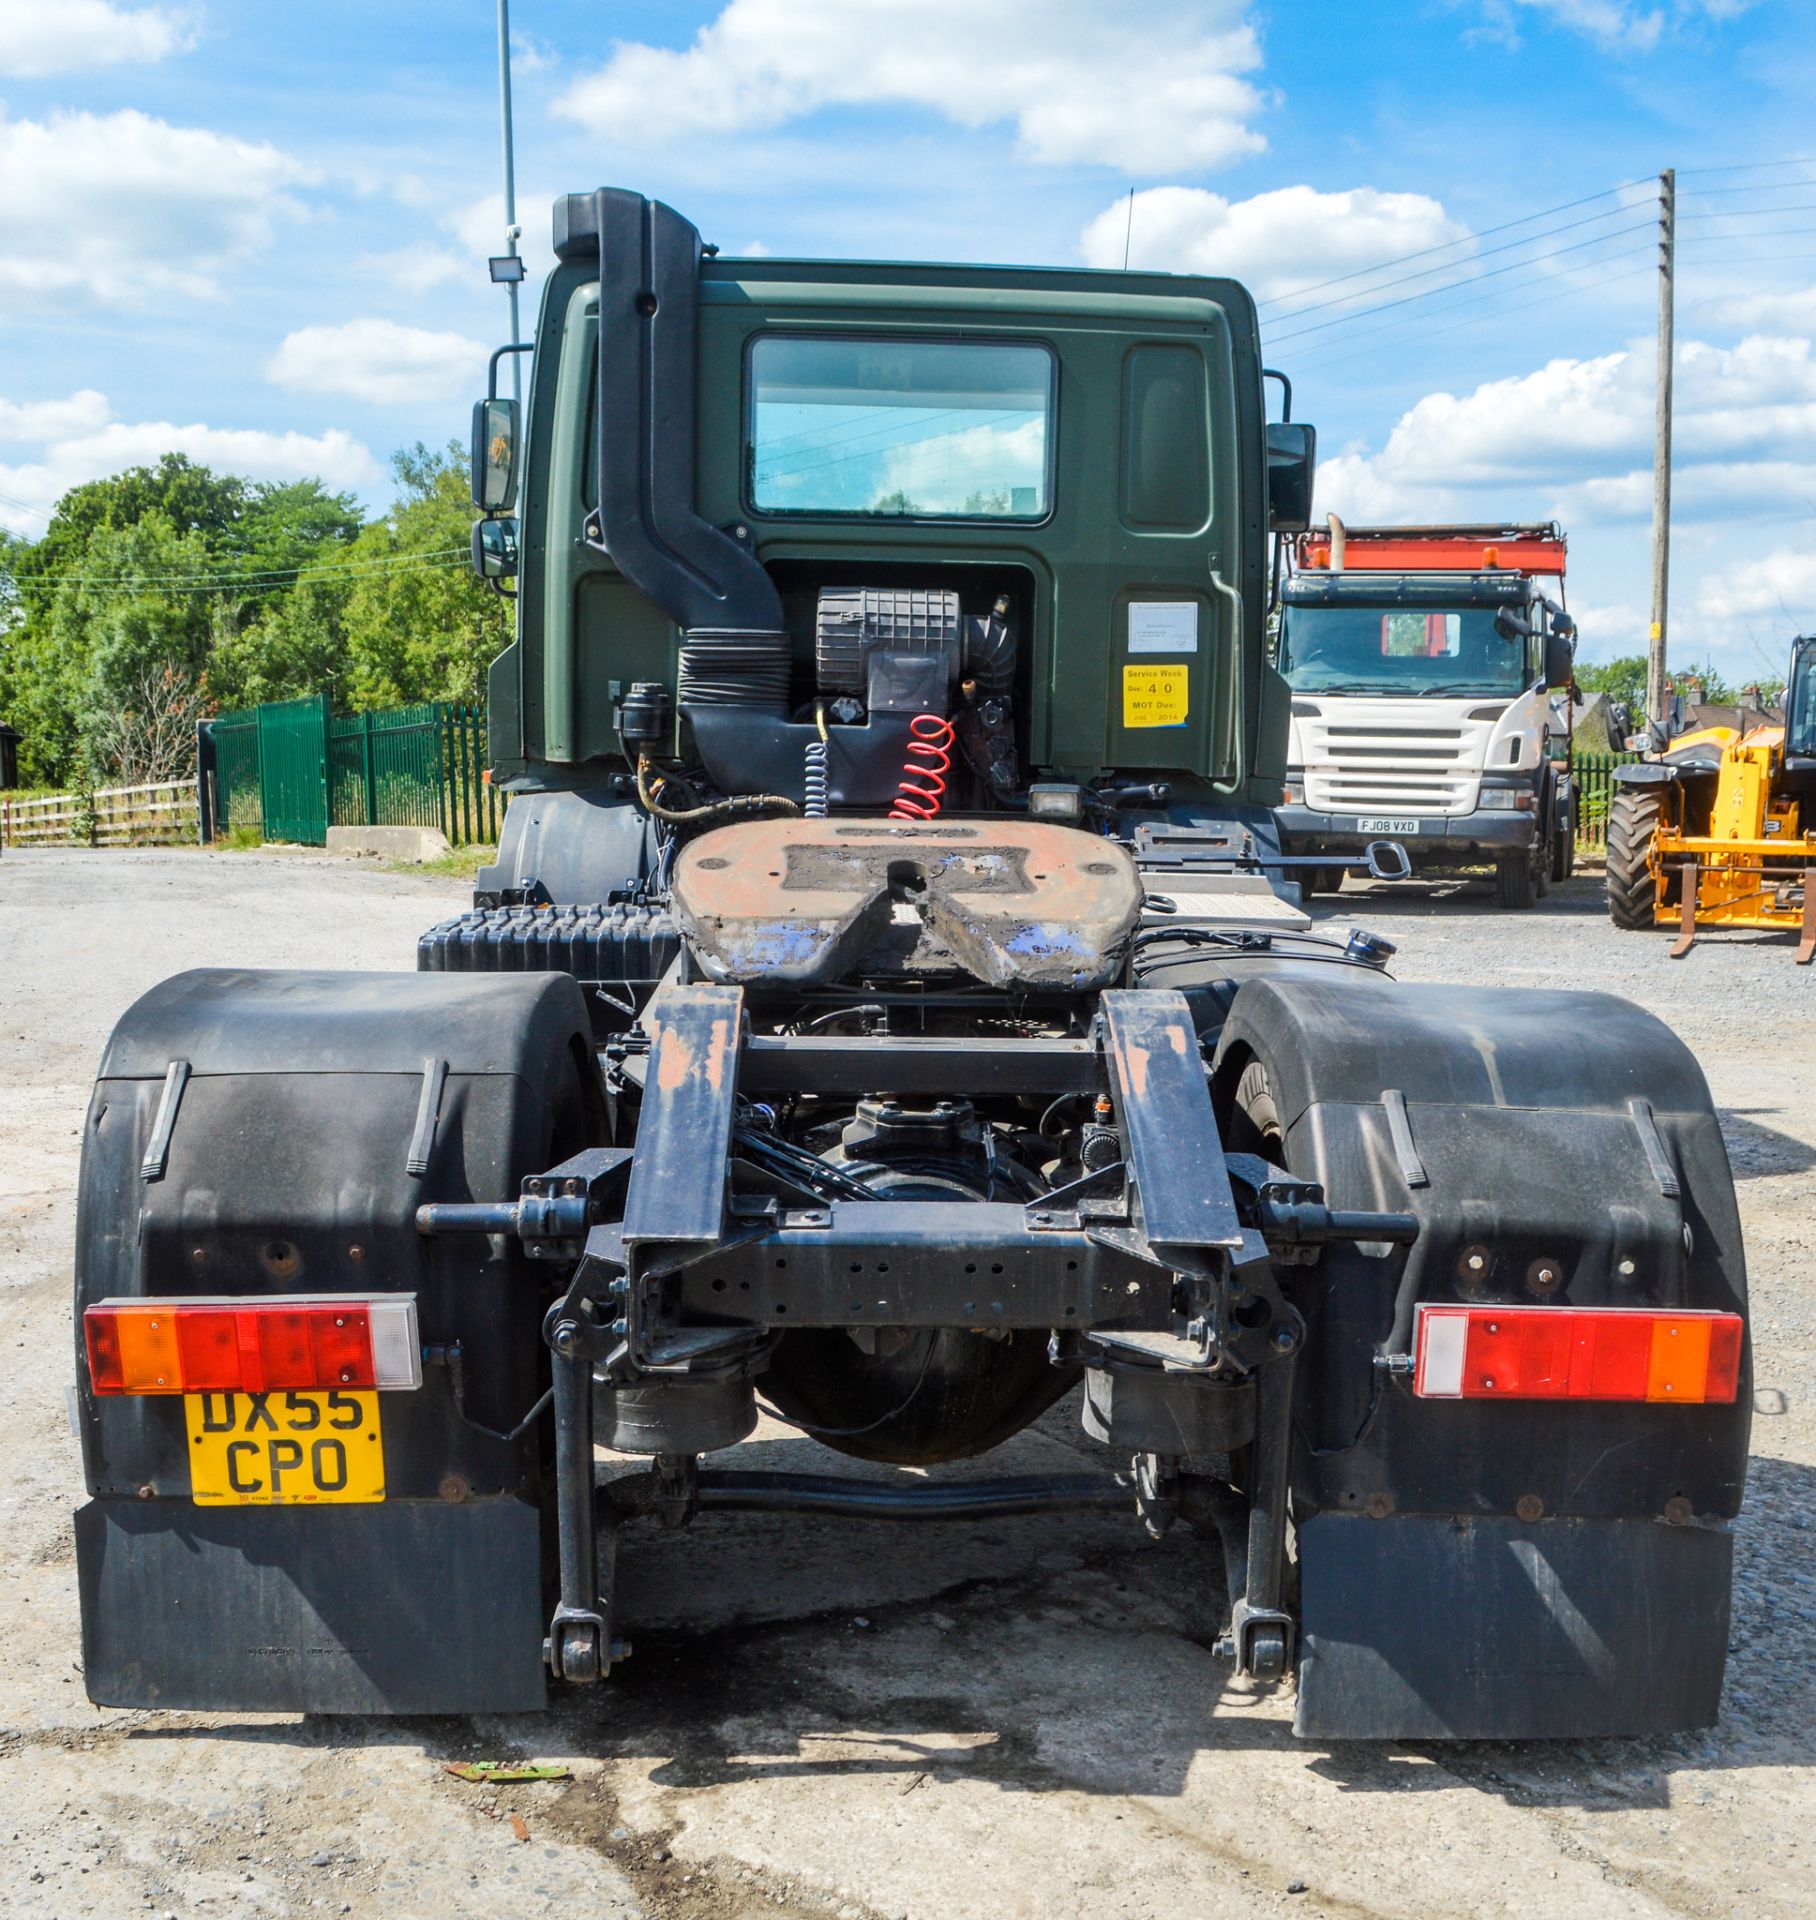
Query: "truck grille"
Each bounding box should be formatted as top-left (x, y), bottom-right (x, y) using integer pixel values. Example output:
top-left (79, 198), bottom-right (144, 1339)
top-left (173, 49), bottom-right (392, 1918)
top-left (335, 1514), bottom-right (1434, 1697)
top-left (1299, 717), bottom-right (1481, 816)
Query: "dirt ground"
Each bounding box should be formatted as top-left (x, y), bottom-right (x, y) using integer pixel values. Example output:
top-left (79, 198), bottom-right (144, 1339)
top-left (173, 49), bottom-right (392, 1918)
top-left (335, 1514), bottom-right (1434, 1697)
top-left (1, 846), bottom-right (1811, 1920)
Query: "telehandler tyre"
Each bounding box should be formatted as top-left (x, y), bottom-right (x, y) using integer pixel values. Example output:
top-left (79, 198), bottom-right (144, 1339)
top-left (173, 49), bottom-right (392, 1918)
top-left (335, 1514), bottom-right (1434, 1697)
top-left (1605, 784), bottom-right (1668, 930)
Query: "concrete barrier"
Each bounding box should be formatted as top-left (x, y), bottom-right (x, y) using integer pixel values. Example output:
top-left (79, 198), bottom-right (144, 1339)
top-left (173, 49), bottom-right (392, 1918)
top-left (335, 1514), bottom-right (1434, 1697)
top-left (325, 825), bottom-right (453, 863)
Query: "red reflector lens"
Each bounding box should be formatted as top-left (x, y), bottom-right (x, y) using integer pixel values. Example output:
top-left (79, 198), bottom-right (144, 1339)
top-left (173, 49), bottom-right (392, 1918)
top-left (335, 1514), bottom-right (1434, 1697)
top-left (1414, 1305), bottom-right (1743, 1405)
top-left (256, 1309), bottom-right (316, 1389)
top-left (312, 1308), bottom-right (375, 1388)
top-left (173, 1309), bottom-right (242, 1391)
top-left (82, 1297), bottom-right (417, 1395)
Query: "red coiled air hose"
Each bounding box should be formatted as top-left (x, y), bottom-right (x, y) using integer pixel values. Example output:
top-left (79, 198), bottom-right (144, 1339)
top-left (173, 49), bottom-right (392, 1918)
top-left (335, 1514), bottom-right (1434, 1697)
top-left (888, 713), bottom-right (955, 820)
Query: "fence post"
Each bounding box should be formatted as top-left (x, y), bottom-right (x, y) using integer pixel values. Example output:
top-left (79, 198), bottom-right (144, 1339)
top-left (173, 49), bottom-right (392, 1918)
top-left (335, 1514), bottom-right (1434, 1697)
top-left (361, 710), bottom-right (376, 826)
top-left (462, 706), bottom-right (476, 845)
top-left (431, 706), bottom-right (445, 848)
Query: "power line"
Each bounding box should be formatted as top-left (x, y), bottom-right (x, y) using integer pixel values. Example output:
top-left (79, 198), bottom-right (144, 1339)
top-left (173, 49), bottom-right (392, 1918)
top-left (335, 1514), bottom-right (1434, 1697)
top-left (1255, 177), bottom-right (1650, 310)
top-left (1288, 235), bottom-right (1658, 355)
top-left (1262, 195), bottom-right (1648, 327)
top-left (1678, 220), bottom-right (1816, 242)
top-left (1667, 245), bottom-right (1816, 267)
top-left (1678, 156), bottom-right (1816, 177)
top-left (34, 546), bottom-right (470, 591)
top-left (1265, 218), bottom-right (1658, 347)
top-left (1676, 179), bottom-right (1816, 198)
top-left (21, 553), bottom-right (474, 606)
top-left (1288, 258), bottom-right (1657, 376)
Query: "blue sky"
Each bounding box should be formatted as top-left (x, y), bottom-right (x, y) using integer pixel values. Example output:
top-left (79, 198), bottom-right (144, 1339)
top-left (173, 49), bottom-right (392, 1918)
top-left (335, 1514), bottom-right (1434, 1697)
top-left (3, 0), bottom-right (1815, 678)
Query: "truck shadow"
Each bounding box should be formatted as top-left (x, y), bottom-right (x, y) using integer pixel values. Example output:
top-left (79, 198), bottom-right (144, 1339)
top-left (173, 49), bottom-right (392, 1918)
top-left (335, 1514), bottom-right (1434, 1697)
top-left (560, 1448), bottom-right (1814, 1812)
top-left (1318, 872), bottom-right (1806, 951)
top-left (1308, 873), bottom-right (1612, 924)
top-left (131, 1446), bottom-right (1815, 1815)
top-left (1715, 1108), bottom-right (1816, 1179)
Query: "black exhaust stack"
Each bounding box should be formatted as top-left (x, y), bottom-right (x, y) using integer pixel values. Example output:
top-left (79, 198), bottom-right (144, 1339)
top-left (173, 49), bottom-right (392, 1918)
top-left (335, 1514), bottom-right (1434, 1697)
top-left (557, 190), bottom-right (791, 719)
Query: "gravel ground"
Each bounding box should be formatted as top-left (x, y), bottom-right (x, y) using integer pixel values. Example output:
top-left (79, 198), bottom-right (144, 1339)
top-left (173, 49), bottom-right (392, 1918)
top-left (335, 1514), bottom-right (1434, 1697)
top-left (0, 846), bottom-right (1811, 1919)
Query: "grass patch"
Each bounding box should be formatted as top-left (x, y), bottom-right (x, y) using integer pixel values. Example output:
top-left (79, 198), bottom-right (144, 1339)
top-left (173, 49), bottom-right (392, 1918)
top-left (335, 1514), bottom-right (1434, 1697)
top-left (217, 824), bottom-right (266, 851)
top-left (394, 843), bottom-right (496, 880)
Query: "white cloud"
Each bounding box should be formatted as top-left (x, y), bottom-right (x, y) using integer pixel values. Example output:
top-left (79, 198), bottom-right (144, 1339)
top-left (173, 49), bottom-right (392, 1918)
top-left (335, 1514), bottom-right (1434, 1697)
top-left (447, 189), bottom-right (556, 277)
top-left (0, 391), bottom-right (114, 446)
top-left (0, 110), bottom-right (314, 305)
top-left (1316, 334), bottom-right (1816, 526)
top-left (0, 1), bottom-right (193, 76)
top-left (267, 321), bottom-right (489, 408)
top-left (1694, 282), bottom-right (1816, 338)
top-left (359, 244), bottom-right (473, 294)
top-left (0, 391), bottom-right (384, 533)
top-left (1080, 184), bottom-right (1467, 303)
top-left (554, 0), bottom-right (1266, 175)
top-left (1310, 327), bottom-right (1816, 673)
top-left (1697, 545), bottom-right (1816, 625)
top-left (1466, 2), bottom-right (1750, 52)
top-left (510, 32), bottom-right (559, 76)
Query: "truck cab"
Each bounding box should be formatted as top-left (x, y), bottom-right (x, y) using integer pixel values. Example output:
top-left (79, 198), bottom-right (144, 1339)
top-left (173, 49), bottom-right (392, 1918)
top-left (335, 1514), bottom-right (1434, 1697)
top-left (1274, 522), bottom-right (1577, 908)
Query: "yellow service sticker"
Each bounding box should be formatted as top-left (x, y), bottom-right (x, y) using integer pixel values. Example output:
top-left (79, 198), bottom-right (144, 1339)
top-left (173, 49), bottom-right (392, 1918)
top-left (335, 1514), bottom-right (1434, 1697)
top-left (1123, 663), bottom-right (1190, 728)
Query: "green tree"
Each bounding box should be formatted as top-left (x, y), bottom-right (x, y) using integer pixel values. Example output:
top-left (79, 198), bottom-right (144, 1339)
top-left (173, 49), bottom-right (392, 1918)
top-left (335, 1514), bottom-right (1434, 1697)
top-left (334, 442), bottom-right (506, 709)
top-left (16, 454), bottom-right (247, 625)
top-left (48, 515), bottom-right (218, 781)
top-left (1574, 654), bottom-right (1648, 706)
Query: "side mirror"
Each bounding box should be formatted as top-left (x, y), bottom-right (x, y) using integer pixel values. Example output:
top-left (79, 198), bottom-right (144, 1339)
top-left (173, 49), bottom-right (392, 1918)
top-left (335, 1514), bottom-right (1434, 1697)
top-left (1266, 422), bottom-right (1317, 533)
top-left (1543, 628), bottom-right (1574, 690)
top-left (470, 516), bottom-right (519, 580)
top-left (470, 397), bottom-right (519, 513)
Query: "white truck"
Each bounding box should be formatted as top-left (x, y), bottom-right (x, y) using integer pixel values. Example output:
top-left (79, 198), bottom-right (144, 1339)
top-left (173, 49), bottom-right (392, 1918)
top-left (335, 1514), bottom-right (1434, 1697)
top-left (1275, 520), bottom-right (1578, 908)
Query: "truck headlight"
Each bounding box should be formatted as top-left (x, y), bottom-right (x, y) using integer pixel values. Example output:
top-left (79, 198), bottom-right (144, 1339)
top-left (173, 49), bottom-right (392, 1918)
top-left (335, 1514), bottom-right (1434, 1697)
top-left (1282, 779), bottom-right (1305, 804)
top-left (1478, 787), bottom-right (1535, 812)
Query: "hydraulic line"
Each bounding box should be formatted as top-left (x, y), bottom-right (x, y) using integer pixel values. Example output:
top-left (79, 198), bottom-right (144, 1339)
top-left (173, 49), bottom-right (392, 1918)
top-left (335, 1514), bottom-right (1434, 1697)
top-left (636, 754), bottom-right (799, 825)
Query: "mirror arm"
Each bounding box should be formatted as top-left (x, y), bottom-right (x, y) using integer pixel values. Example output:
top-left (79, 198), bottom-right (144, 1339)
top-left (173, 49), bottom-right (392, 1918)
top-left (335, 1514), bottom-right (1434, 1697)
top-left (488, 342), bottom-right (535, 402)
top-left (1262, 367), bottom-right (1292, 424)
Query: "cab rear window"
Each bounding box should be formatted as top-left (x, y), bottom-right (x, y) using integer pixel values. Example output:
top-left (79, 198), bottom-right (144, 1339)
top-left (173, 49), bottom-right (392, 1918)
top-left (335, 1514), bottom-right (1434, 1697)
top-left (747, 335), bottom-right (1053, 521)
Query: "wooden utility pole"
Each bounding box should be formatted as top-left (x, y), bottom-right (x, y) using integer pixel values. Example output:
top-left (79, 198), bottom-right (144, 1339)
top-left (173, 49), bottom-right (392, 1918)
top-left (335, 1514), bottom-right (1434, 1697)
top-left (1646, 169), bottom-right (1676, 727)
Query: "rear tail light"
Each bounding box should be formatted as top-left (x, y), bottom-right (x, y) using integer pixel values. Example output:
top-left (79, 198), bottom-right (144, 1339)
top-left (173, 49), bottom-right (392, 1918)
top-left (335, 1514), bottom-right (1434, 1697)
top-left (84, 1295), bottom-right (421, 1396)
top-left (1413, 1303), bottom-right (1742, 1405)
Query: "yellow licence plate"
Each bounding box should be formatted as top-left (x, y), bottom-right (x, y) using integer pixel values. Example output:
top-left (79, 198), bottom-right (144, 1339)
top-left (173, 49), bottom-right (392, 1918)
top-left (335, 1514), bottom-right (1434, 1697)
top-left (184, 1390), bottom-right (385, 1506)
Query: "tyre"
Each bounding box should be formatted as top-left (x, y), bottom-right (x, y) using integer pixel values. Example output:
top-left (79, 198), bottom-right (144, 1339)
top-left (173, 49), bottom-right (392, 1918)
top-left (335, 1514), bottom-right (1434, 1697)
top-left (1551, 819), bottom-right (1574, 885)
top-left (1301, 865), bottom-right (1344, 898)
top-left (1495, 850), bottom-right (1536, 909)
top-left (1549, 777), bottom-right (1576, 884)
top-left (1605, 784), bottom-right (1667, 931)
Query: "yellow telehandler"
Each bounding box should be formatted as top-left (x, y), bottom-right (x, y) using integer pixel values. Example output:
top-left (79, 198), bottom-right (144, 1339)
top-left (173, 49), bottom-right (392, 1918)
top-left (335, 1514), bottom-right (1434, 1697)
top-left (1605, 634), bottom-right (1816, 960)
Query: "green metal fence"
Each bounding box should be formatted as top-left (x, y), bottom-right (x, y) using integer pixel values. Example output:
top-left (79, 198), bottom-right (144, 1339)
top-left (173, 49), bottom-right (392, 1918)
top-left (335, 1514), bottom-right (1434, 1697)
top-left (1574, 751), bottom-right (1643, 849)
top-left (207, 698), bottom-right (500, 846)
top-left (209, 709), bottom-right (263, 831)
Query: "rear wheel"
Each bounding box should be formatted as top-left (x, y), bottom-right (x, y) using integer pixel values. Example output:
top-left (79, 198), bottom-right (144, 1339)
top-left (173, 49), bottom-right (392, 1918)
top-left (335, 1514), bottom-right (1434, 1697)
top-left (1606, 785), bottom-right (1668, 930)
top-left (1550, 779), bottom-right (1576, 884)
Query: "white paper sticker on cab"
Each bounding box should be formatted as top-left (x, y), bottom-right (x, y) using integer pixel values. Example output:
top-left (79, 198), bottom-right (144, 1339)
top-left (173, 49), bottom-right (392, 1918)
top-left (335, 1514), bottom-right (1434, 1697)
top-left (1127, 601), bottom-right (1199, 655)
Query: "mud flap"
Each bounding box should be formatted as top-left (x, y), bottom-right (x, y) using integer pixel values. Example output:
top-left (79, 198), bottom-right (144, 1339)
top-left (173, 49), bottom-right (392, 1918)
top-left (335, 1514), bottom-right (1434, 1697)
top-left (76, 1495), bottom-right (546, 1715)
top-left (1294, 1511), bottom-right (1731, 1739)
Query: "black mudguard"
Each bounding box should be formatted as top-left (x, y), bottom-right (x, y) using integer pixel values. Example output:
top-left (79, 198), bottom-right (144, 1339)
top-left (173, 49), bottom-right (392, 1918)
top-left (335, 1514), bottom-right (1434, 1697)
top-left (1611, 758), bottom-right (1683, 788)
top-left (1212, 977), bottom-right (1749, 1738)
top-left (74, 968), bottom-right (606, 1714)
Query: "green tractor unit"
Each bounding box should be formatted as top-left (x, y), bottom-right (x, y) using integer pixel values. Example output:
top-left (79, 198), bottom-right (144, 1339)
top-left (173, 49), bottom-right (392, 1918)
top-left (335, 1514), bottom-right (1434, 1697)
top-left (73, 190), bottom-right (1749, 1740)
